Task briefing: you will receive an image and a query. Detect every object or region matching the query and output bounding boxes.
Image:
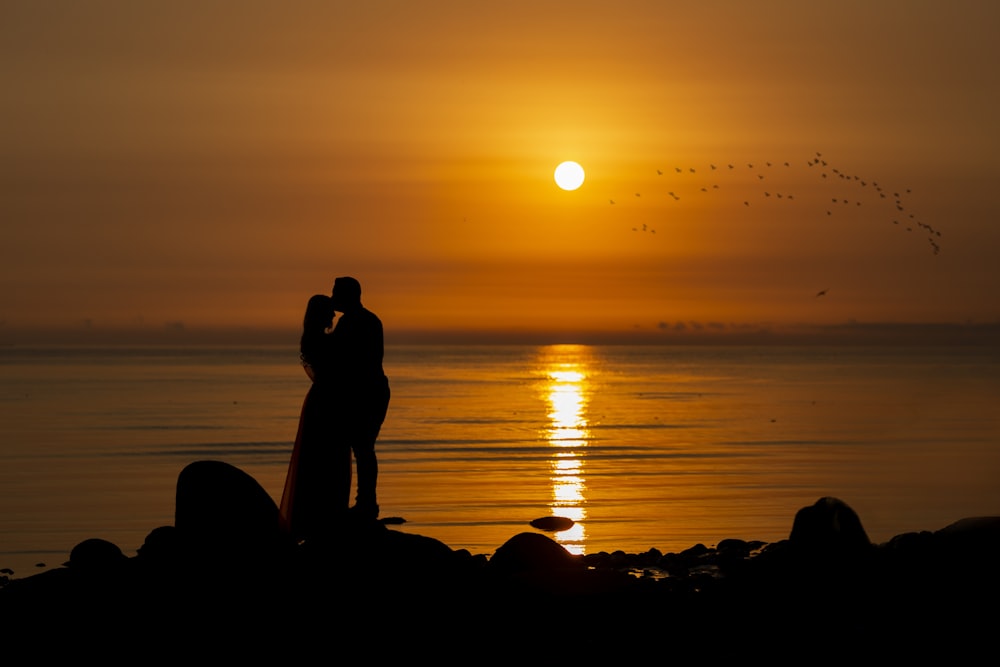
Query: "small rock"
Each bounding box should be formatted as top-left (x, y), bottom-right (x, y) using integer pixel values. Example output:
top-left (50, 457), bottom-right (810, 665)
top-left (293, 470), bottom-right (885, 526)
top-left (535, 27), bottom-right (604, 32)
top-left (529, 516), bottom-right (575, 532)
top-left (68, 538), bottom-right (127, 571)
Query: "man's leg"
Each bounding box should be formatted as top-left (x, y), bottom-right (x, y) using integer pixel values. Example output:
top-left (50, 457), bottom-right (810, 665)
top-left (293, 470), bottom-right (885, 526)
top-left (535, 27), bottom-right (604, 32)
top-left (351, 383), bottom-right (389, 520)
top-left (352, 438), bottom-right (378, 515)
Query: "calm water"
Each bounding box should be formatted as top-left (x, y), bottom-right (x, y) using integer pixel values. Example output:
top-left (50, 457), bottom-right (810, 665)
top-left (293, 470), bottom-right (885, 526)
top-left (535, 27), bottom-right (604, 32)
top-left (2, 343), bottom-right (999, 577)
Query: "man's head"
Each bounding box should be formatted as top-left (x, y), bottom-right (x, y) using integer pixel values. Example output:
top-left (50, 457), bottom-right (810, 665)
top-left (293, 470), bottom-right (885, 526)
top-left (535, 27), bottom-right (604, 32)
top-left (331, 276), bottom-right (362, 311)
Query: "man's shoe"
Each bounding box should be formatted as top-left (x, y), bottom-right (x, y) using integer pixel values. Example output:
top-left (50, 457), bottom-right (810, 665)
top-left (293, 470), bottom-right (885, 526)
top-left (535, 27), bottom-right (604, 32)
top-left (349, 502), bottom-right (380, 522)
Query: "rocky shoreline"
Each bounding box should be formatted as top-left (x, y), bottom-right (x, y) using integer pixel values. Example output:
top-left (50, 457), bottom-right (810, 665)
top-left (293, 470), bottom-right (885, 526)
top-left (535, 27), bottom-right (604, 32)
top-left (2, 461), bottom-right (998, 659)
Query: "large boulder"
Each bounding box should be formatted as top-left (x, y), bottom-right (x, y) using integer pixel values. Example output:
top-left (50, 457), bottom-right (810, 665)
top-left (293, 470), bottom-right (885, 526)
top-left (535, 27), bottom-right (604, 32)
top-left (934, 516), bottom-right (1000, 551)
top-left (789, 496), bottom-right (871, 554)
top-left (486, 532), bottom-right (584, 576)
top-left (174, 460), bottom-right (284, 561)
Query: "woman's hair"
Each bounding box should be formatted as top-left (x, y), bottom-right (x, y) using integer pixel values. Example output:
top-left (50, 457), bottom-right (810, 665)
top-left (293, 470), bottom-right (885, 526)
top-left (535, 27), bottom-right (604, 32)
top-left (303, 294), bottom-right (334, 331)
top-left (301, 294), bottom-right (334, 366)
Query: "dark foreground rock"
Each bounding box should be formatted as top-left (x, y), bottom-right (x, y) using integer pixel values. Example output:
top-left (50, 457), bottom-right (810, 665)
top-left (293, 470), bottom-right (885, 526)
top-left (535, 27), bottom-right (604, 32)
top-left (2, 463), bottom-right (998, 660)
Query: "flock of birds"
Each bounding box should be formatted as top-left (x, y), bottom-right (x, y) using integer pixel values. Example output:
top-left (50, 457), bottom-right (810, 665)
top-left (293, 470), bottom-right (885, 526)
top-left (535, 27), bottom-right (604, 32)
top-left (607, 152), bottom-right (942, 258)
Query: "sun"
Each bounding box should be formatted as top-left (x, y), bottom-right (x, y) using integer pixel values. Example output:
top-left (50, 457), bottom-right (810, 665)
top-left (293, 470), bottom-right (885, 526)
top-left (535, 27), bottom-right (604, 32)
top-left (554, 161), bottom-right (585, 191)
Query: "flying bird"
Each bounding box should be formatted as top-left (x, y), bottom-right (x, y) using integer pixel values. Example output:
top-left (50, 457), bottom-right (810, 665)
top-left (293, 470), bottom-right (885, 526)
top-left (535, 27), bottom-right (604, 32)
top-left (815, 289), bottom-right (829, 297)
top-left (613, 150), bottom-right (940, 254)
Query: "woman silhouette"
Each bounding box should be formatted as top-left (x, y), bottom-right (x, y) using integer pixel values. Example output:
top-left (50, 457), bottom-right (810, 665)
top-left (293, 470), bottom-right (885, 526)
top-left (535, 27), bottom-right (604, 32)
top-left (278, 294), bottom-right (352, 542)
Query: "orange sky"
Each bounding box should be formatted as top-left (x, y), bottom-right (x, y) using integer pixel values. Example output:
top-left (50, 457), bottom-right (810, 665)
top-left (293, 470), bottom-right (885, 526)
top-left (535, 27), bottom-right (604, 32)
top-left (3, 1), bottom-right (999, 344)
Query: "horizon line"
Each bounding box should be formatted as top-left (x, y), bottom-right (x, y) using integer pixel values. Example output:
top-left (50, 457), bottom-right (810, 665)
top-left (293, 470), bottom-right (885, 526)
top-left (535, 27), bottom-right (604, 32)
top-left (1, 320), bottom-right (998, 347)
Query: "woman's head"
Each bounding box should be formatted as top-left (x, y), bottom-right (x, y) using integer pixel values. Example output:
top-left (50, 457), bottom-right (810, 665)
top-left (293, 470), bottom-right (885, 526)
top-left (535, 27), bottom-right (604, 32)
top-left (303, 294), bottom-right (335, 332)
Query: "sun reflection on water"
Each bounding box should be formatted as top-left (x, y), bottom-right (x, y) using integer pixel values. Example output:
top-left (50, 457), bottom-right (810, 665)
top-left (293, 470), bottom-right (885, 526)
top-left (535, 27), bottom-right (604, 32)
top-left (539, 346), bottom-right (593, 555)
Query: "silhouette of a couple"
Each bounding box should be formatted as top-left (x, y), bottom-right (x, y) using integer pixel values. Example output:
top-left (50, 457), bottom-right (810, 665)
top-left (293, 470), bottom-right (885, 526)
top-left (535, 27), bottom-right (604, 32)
top-left (278, 276), bottom-right (390, 542)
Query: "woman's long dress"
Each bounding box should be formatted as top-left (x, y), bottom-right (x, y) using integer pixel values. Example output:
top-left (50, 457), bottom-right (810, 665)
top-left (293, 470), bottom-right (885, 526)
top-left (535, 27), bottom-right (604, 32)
top-left (278, 369), bottom-right (351, 542)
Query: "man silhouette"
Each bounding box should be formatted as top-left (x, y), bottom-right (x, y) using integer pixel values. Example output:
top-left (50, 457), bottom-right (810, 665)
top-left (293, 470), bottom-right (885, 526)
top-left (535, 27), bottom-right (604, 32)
top-left (330, 276), bottom-right (390, 521)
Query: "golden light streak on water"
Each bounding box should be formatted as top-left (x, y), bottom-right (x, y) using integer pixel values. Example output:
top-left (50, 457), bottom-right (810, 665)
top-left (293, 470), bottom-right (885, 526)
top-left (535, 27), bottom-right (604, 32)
top-left (539, 346), bottom-right (593, 554)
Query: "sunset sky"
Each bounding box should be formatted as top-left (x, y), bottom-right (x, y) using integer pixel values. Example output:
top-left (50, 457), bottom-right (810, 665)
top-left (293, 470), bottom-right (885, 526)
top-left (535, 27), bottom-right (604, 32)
top-left (3, 1), bottom-right (999, 344)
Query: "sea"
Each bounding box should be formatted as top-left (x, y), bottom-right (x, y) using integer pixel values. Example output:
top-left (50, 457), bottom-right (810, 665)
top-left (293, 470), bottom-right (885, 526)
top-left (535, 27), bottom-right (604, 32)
top-left (2, 342), bottom-right (999, 579)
